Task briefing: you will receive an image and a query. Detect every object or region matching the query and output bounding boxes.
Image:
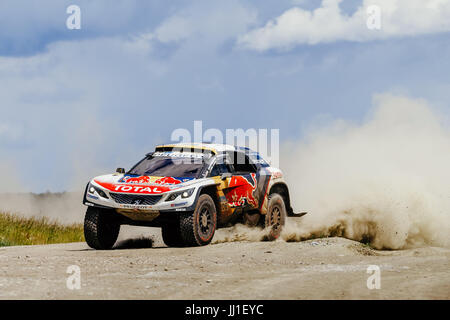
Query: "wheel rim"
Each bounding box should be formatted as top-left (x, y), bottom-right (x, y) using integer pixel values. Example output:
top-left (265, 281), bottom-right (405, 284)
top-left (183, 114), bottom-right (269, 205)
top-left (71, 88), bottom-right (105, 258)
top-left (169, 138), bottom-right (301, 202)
top-left (269, 205), bottom-right (281, 229)
top-left (267, 204), bottom-right (283, 239)
top-left (197, 205), bottom-right (214, 241)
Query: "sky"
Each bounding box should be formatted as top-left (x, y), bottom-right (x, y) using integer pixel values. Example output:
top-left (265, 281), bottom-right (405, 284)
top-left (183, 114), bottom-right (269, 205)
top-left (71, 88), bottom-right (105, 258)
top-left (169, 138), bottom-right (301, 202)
top-left (1, 0), bottom-right (450, 192)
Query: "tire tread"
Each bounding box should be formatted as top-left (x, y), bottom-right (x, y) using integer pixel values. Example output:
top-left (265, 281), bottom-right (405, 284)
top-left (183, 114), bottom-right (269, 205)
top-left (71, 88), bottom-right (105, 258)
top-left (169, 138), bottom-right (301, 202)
top-left (84, 207), bottom-right (120, 250)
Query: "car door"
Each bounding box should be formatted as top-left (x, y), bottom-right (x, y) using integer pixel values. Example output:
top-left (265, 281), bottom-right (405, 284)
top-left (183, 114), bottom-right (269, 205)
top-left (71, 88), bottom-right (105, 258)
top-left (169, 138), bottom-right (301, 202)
top-left (222, 151), bottom-right (259, 210)
top-left (207, 154), bottom-right (235, 224)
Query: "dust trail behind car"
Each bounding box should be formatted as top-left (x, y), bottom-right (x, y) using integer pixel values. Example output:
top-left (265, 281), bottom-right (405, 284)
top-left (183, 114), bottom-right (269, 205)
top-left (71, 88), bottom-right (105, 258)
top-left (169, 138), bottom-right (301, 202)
top-left (215, 94), bottom-right (450, 250)
top-left (280, 94), bottom-right (450, 249)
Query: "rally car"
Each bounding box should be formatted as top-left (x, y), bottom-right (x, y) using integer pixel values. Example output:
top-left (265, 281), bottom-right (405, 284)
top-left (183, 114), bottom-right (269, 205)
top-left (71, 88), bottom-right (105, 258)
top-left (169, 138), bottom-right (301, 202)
top-left (82, 143), bottom-right (299, 249)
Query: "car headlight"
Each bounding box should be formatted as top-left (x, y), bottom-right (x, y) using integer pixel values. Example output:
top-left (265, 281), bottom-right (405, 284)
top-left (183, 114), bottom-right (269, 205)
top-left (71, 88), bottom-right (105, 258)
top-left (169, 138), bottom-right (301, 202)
top-left (165, 188), bottom-right (195, 201)
top-left (88, 183), bottom-right (109, 199)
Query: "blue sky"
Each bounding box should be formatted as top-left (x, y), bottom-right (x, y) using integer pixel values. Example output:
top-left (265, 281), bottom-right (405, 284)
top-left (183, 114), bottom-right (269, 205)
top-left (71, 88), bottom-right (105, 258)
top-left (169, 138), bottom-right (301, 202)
top-left (1, 0), bottom-right (450, 192)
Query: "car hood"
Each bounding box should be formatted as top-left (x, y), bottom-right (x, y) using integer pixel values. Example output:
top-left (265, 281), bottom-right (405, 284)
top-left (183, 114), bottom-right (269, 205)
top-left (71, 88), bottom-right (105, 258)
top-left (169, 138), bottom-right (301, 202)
top-left (92, 174), bottom-right (200, 195)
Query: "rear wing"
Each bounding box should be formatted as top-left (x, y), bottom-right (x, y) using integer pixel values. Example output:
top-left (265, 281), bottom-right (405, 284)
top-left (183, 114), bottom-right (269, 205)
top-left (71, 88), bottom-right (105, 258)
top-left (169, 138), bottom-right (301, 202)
top-left (155, 145), bottom-right (216, 156)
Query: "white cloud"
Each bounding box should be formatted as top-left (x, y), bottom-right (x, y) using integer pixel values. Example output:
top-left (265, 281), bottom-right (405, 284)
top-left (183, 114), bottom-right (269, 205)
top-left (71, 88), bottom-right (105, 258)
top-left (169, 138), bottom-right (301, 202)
top-left (238, 0), bottom-right (450, 50)
top-left (156, 16), bottom-right (194, 43)
top-left (155, 0), bottom-right (257, 44)
top-left (0, 34), bottom-right (162, 191)
top-left (0, 1), bottom-right (261, 192)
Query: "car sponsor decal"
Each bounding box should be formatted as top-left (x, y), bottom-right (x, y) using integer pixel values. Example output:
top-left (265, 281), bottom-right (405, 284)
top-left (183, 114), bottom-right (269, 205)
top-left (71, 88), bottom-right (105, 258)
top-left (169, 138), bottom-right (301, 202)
top-left (154, 176), bottom-right (182, 184)
top-left (224, 173), bottom-right (258, 208)
top-left (119, 204), bottom-right (154, 210)
top-left (94, 180), bottom-right (171, 194)
top-left (153, 151), bottom-right (205, 158)
top-left (119, 175), bottom-right (194, 185)
top-left (122, 176), bottom-right (151, 184)
top-left (268, 167), bottom-right (283, 179)
top-left (171, 201), bottom-right (187, 207)
top-left (86, 194), bottom-right (99, 200)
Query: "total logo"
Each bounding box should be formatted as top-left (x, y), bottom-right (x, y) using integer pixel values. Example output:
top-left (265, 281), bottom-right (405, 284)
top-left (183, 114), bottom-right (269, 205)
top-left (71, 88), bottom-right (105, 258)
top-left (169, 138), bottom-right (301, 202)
top-left (113, 185), bottom-right (164, 193)
top-left (93, 180), bottom-right (172, 194)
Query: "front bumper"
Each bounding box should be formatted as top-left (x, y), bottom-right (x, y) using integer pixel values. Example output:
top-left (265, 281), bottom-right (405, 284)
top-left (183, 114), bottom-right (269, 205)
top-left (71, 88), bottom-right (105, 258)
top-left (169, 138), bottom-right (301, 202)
top-left (83, 181), bottom-right (198, 218)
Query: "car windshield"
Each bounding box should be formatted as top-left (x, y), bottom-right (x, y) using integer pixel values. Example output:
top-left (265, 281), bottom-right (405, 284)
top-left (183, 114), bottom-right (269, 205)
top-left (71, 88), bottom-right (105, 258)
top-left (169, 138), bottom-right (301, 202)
top-left (128, 156), bottom-right (206, 178)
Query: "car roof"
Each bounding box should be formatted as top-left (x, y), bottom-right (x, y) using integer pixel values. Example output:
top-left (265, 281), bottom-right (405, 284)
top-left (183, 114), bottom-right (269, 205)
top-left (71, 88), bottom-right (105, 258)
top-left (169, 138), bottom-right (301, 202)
top-left (155, 143), bottom-right (245, 154)
top-left (154, 143), bottom-right (270, 167)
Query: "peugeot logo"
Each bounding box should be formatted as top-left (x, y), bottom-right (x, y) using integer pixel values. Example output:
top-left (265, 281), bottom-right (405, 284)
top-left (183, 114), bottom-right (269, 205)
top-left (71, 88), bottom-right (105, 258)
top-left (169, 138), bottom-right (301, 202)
top-left (133, 199), bottom-right (142, 205)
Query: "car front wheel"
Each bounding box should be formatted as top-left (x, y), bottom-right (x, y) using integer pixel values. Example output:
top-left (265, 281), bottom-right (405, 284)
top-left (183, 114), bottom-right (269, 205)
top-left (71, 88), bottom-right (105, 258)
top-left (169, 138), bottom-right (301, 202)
top-left (84, 207), bottom-right (120, 250)
top-left (161, 219), bottom-right (185, 247)
top-left (179, 194), bottom-right (217, 246)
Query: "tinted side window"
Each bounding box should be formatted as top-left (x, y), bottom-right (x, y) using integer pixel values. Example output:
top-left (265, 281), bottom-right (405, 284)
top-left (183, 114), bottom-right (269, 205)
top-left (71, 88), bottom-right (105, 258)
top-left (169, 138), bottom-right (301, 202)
top-left (209, 164), bottom-right (220, 177)
top-left (208, 159), bottom-right (231, 177)
top-left (227, 151), bottom-right (257, 174)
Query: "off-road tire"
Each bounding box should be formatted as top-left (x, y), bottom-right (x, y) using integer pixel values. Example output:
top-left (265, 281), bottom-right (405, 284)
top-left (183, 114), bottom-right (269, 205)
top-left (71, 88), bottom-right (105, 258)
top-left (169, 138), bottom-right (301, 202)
top-left (84, 207), bottom-right (120, 250)
top-left (161, 220), bottom-right (185, 247)
top-left (179, 194), bottom-right (217, 246)
top-left (264, 193), bottom-right (287, 240)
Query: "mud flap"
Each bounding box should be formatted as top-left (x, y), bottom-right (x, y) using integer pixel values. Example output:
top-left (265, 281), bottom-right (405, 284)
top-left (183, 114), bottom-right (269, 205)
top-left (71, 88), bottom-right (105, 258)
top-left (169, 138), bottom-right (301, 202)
top-left (291, 212), bottom-right (308, 218)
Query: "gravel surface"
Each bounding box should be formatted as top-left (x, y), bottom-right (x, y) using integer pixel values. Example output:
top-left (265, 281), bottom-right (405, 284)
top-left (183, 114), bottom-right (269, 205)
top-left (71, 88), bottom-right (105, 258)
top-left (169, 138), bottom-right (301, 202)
top-left (0, 232), bottom-right (448, 299)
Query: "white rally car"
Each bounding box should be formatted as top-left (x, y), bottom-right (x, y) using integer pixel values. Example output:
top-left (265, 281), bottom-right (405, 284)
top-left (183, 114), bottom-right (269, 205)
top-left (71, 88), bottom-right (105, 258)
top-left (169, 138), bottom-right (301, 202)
top-left (83, 143), bottom-right (302, 249)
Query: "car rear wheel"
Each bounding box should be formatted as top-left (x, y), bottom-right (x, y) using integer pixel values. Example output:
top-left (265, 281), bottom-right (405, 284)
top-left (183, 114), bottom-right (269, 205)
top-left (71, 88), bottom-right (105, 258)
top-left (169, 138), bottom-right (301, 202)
top-left (264, 193), bottom-right (287, 240)
top-left (84, 207), bottom-right (120, 250)
top-left (179, 194), bottom-right (217, 246)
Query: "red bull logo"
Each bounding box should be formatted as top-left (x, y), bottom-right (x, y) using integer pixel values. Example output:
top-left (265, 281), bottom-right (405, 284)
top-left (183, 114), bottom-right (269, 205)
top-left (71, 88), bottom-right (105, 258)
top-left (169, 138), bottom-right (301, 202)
top-left (123, 176), bottom-right (151, 184)
top-left (154, 177), bottom-right (182, 185)
top-left (225, 173), bottom-right (258, 208)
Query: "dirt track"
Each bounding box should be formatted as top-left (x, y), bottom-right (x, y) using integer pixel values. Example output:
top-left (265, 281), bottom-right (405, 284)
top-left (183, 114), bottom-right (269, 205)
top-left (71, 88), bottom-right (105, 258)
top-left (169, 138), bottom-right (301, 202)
top-left (0, 227), bottom-right (449, 300)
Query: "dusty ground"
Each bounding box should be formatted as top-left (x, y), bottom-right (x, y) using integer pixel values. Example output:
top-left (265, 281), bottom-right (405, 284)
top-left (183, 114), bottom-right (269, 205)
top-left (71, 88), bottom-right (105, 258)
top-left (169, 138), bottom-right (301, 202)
top-left (0, 226), bottom-right (448, 300)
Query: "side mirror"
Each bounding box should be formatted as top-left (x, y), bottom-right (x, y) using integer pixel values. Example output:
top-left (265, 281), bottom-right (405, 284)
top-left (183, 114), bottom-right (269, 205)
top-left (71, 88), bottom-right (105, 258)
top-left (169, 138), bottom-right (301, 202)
top-left (221, 172), bottom-right (232, 180)
top-left (116, 168), bottom-right (125, 174)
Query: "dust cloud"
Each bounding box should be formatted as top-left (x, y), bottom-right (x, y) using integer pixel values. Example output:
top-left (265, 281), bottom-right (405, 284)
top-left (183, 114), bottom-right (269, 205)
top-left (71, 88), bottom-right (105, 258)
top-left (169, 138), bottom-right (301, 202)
top-left (0, 159), bottom-right (84, 224)
top-left (0, 192), bottom-right (85, 224)
top-left (280, 94), bottom-right (450, 249)
top-left (215, 94), bottom-right (450, 249)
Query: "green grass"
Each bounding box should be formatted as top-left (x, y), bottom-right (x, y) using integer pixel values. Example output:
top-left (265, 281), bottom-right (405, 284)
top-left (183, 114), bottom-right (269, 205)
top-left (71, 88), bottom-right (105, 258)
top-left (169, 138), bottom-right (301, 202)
top-left (0, 212), bottom-right (84, 247)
